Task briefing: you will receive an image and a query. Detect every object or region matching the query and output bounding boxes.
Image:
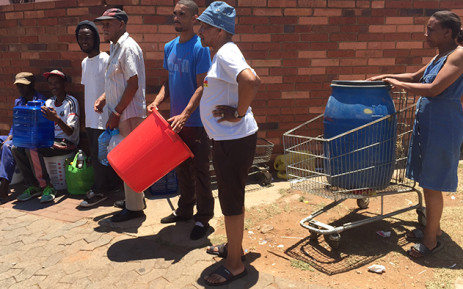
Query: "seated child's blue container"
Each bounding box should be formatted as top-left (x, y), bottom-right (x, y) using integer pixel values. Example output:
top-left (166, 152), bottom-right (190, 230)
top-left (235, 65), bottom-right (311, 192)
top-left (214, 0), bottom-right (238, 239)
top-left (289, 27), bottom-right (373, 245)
top-left (148, 170), bottom-right (178, 196)
top-left (323, 81), bottom-right (397, 190)
top-left (12, 100), bottom-right (54, 148)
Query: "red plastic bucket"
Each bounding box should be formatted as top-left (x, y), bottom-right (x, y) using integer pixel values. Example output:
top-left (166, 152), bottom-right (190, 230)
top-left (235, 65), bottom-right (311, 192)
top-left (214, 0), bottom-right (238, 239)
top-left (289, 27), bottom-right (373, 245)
top-left (107, 110), bottom-right (194, 193)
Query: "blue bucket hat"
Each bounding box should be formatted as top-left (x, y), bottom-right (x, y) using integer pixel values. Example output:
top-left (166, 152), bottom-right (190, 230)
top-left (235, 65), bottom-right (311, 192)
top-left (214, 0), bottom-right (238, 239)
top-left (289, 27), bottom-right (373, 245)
top-left (197, 1), bottom-right (235, 35)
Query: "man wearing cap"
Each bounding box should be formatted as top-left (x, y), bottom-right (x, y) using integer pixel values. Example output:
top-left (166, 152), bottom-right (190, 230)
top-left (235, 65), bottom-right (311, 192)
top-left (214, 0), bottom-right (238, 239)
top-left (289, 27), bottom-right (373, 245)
top-left (0, 73), bottom-right (46, 204)
top-left (197, 1), bottom-right (261, 286)
top-left (147, 0), bottom-right (213, 240)
top-left (13, 70), bottom-right (80, 203)
top-left (75, 20), bottom-right (123, 208)
top-left (94, 8), bottom-right (147, 222)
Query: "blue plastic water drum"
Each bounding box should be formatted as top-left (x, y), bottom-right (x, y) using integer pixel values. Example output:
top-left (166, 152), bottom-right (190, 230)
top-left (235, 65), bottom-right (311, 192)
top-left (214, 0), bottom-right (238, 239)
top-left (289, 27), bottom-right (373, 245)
top-left (323, 81), bottom-right (397, 189)
top-left (12, 100), bottom-right (54, 148)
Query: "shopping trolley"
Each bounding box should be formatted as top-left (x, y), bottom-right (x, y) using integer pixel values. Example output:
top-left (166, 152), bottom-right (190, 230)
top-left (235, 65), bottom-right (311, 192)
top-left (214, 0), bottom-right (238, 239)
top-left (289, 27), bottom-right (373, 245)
top-left (210, 138), bottom-right (274, 186)
top-left (283, 90), bottom-right (425, 248)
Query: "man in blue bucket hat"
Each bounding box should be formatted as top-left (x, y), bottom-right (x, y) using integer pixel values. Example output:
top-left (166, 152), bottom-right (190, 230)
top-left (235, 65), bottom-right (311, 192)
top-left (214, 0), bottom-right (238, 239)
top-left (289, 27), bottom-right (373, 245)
top-left (197, 1), bottom-right (261, 286)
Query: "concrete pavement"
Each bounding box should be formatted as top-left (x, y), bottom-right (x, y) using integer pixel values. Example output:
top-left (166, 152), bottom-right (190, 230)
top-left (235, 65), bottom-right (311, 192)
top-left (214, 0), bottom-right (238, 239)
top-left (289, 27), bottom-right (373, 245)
top-left (0, 181), bottom-right (329, 289)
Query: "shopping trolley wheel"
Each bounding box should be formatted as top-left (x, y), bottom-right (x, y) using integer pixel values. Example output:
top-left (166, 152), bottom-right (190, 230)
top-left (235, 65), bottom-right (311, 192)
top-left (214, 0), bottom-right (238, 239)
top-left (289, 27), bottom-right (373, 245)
top-left (309, 230), bottom-right (320, 241)
top-left (357, 198), bottom-right (370, 209)
top-left (417, 207), bottom-right (426, 227)
top-left (258, 171), bottom-right (272, 186)
top-left (324, 233), bottom-right (341, 249)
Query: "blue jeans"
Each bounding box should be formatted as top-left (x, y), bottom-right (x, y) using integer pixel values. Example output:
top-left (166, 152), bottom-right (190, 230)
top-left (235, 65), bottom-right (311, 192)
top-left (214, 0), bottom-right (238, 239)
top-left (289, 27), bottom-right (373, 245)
top-left (0, 136), bottom-right (15, 182)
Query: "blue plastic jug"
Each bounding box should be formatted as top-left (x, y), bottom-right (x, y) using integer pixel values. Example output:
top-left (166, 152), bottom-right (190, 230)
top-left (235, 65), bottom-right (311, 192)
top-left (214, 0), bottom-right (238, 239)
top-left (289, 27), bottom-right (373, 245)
top-left (12, 100), bottom-right (54, 148)
top-left (98, 128), bottom-right (119, 166)
top-left (323, 81), bottom-right (397, 190)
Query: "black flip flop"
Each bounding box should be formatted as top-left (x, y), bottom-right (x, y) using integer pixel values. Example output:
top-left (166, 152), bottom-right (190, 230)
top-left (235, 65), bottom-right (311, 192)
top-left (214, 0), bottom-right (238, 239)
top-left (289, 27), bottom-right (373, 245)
top-left (408, 241), bottom-right (444, 258)
top-left (205, 265), bottom-right (247, 286)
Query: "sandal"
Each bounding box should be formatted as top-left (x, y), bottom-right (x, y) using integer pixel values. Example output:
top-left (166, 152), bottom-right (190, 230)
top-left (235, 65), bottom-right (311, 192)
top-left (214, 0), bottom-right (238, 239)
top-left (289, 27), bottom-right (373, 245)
top-left (206, 243), bottom-right (246, 260)
top-left (408, 241), bottom-right (443, 258)
top-left (406, 229), bottom-right (443, 242)
top-left (204, 265), bottom-right (247, 286)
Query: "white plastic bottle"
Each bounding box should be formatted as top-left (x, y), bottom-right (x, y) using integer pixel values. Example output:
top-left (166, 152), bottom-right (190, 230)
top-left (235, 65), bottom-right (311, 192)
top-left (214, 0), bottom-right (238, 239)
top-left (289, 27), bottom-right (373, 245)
top-left (76, 150), bottom-right (85, 169)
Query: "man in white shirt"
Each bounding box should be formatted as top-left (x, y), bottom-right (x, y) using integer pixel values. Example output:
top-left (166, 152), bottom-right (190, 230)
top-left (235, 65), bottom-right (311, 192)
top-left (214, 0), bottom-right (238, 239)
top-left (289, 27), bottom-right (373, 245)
top-left (75, 20), bottom-right (122, 208)
top-left (94, 8), bottom-right (146, 222)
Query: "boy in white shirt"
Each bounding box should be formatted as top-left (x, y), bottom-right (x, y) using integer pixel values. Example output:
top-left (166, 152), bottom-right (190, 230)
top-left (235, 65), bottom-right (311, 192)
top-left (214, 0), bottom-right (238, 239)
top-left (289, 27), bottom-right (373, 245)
top-left (13, 70), bottom-right (80, 203)
top-left (76, 20), bottom-right (122, 207)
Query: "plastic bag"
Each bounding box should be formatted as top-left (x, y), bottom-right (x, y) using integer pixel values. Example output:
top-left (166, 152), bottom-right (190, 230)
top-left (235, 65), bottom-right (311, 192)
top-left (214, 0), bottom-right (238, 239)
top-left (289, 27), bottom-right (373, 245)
top-left (65, 151), bottom-right (94, 195)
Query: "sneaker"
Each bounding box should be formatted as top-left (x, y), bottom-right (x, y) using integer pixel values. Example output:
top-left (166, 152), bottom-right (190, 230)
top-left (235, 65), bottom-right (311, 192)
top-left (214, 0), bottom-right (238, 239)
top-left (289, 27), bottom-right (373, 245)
top-left (190, 222), bottom-right (211, 240)
top-left (79, 190), bottom-right (108, 208)
top-left (40, 186), bottom-right (56, 203)
top-left (17, 186), bottom-right (42, 201)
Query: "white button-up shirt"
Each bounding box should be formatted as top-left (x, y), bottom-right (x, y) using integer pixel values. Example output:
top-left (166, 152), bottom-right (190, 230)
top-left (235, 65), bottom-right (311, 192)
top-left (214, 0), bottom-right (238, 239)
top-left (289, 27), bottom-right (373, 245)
top-left (105, 32), bottom-right (146, 121)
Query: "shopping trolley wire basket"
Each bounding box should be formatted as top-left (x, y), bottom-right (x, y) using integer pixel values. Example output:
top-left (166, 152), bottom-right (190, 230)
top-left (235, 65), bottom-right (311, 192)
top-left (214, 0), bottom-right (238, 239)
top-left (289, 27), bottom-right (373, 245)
top-left (283, 90), bottom-right (425, 248)
top-left (210, 137), bottom-right (274, 186)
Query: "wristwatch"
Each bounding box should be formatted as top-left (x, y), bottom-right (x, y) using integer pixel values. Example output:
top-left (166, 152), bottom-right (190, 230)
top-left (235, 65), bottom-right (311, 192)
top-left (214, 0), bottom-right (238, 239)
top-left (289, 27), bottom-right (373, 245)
top-left (234, 109), bottom-right (245, 119)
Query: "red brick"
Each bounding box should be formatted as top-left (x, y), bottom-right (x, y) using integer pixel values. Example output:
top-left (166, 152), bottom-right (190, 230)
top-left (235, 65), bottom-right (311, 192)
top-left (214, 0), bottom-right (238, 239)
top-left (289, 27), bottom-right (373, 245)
top-left (67, 7), bottom-right (89, 16)
top-left (268, 0), bottom-right (297, 7)
top-left (238, 0), bottom-right (266, 7)
top-left (397, 25), bottom-right (425, 33)
top-left (298, 67), bottom-right (326, 75)
top-left (372, 0), bottom-right (385, 8)
top-left (125, 5), bottom-right (156, 14)
top-left (298, 0), bottom-right (327, 8)
top-left (270, 16), bottom-right (298, 24)
top-left (251, 60), bottom-right (282, 67)
top-left (298, 50), bottom-right (327, 58)
top-left (413, 1), bottom-right (439, 9)
top-left (254, 25), bottom-right (284, 33)
top-left (312, 59), bottom-right (339, 67)
top-left (328, 0), bottom-right (355, 8)
top-left (327, 50), bottom-right (355, 58)
top-left (78, 0), bottom-right (104, 6)
top-left (239, 16), bottom-right (268, 24)
top-left (282, 59), bottom-right (311, 67)
top-left (261, 76), bottom-right (283, 84)
top-left (144, 15), bottom-right (171, 24)
top-left (141, 0), bottom-right (173, 5)
top-left (254, 8), bottom-right (282, 16)
top-left (396, 41), bottom-right (423, 49)
top-left (44, 9), bottom-right (67, 18)
top-left (156, 6), bottom-right (173, 15)
top-left (299, 17), bottom-right (328, 25)
top-left (284, 8), bottom-right (312, 16)
top-left (5, 12), bottom-right (24, 20)
top-left (282, 91), bottom-right (310, 99)
top-left (386, 16), bottom-right (414, 25)
top-left (240, 34), bottom-right (271, 42)
top-left (271, 34), bottom-right (299, 42)
top-left (300, 33), bottom-right (329, 42)
top-left (313, 8), bottom-right (342, 16)
top-left (356, 50), bottom-right (383, 58)
top-left (369, 25), bottom-right (396, 33)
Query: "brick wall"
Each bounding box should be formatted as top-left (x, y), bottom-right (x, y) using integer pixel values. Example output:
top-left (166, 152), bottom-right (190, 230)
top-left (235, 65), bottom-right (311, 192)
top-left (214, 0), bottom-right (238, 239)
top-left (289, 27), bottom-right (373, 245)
top-left (0, 0), bottom-right (462, 155)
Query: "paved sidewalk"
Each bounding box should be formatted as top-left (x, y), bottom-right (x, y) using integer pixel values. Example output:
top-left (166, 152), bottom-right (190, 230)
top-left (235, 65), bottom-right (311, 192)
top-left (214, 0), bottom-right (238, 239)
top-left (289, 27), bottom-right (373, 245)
top-left (0, 182), bottom-right (329, 289)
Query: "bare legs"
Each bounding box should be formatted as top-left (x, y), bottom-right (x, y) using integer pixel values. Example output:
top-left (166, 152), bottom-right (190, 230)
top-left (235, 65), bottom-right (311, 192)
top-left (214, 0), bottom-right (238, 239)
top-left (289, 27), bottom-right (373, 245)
top-left (409, 188), bottom-right (443, 257)
top-left (205, 209), bottom-right (246, 284)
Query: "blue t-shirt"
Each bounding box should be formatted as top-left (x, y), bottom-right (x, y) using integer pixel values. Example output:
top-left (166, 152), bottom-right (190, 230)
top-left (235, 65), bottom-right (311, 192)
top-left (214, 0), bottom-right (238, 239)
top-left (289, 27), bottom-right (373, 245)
top-left (164, 35), bottom-right (211, 127)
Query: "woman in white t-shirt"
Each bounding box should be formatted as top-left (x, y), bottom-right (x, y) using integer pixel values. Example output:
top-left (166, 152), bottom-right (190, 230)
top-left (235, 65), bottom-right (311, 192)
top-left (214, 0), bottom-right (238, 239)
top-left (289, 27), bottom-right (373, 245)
top-left (197, 2), bottom-right (261, 286)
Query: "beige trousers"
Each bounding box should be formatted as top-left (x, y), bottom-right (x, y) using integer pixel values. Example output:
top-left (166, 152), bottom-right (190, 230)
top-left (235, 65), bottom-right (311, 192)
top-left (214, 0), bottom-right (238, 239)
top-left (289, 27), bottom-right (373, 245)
top-left (118, 117), bottom-right (145, 211)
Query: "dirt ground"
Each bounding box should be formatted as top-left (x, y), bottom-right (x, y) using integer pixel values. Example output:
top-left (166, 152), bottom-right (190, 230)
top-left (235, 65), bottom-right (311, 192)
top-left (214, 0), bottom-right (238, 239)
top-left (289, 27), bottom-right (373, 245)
top-left (210, 167), bottom-right (463, 289)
